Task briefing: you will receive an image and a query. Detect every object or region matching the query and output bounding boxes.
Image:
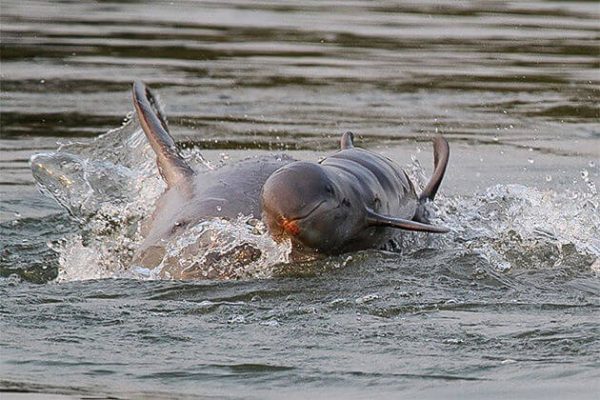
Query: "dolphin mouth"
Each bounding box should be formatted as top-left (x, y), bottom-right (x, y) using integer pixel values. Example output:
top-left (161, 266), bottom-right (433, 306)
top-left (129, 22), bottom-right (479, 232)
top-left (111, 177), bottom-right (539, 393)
top-left (282, 199), bottom-right (327, 223)
top-left (278, 200), bottom-right (327, 236)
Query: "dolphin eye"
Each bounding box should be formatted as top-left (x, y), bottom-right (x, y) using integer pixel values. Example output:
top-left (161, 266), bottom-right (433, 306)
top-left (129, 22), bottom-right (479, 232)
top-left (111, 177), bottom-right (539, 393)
top-left (373, 197), bottom-right (381, 211)
top-left (325, 185), bottom-right (335, 195)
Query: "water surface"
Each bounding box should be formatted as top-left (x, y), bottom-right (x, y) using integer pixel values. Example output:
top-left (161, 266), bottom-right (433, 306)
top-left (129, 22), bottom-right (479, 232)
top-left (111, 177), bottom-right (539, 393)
top-left (1, 1), bottom-right (599, 398)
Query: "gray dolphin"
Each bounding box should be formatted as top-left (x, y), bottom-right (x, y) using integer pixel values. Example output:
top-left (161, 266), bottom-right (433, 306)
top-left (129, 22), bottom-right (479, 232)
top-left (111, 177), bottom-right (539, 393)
top-left (131, 81), bottom-right (449, 266)
top-left (261, 132), bottom-right (449, 255)
top-left (131, 82), bottom-right (294, 267)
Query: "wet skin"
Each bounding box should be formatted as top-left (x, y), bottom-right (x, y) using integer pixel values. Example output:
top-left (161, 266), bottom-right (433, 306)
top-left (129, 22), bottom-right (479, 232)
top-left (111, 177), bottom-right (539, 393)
top-left (260, 134), bottom-right (449, 255)
top-left (131, 81), bottom-right (449, 265)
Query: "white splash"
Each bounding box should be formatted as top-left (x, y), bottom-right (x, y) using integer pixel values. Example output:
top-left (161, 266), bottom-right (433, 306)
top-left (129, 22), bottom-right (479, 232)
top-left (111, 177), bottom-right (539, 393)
top-left (133, 216), bottom-right (291, 280)
top-left (31, 115), bottom-right (599, 281)
top-left (32, 114), bottom-right (291, 282)
top-left (406, 159), bottom-right (599, 272)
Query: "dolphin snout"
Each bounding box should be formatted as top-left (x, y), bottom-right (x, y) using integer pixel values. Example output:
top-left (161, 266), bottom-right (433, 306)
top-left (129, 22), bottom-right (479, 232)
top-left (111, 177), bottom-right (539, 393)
top-left (280, 218), bottom-right (300, 236)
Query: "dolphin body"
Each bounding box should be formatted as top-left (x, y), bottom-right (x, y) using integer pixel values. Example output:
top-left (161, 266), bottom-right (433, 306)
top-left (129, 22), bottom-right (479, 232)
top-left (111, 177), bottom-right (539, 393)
top-left (131, 81), bottom-right (449, 266)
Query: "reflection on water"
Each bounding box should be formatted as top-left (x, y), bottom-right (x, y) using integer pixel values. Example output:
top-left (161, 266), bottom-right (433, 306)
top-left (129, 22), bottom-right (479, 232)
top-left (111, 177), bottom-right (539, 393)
top-left (1, 0), bottom-right (598, 147)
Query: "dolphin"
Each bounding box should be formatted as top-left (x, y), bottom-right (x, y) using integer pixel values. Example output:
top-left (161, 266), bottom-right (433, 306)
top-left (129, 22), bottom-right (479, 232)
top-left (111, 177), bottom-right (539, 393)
top-left (260, 132), bottom-right (449, 255)
top-left (131, 82), bottom-right (295, 267)
top-left (131, 81), bottom-right (449, 266)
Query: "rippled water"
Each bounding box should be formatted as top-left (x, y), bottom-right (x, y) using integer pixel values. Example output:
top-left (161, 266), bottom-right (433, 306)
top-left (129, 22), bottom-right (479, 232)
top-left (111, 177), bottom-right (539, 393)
top-left (1, 1), bottom-right (599, 398)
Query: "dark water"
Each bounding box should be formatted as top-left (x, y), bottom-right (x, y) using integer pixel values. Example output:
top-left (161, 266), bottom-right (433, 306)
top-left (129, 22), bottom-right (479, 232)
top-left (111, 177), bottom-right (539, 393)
top-left (1, 1), bottom-right (599, 398)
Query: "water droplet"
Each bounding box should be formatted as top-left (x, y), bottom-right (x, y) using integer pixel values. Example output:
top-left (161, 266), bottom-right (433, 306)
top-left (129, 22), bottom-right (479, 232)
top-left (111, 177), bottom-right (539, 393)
top-left (527, 158), bottom-right (534, 164)
top-left (216, 205), bottom-right (222, 212)
top-left (443, 338), bottom-right (464, 345)
top-left (581, 169), bottom-right (589, 180)
top-left (545, 175), bottom-right (552, 182)
top-left (588, 160), bottom-right (595, 168)
top-left (228, 315), bottom-right (245, 324)
top-left (260, 319), bottom-right (280, 327)
top-left (40, 79), bottom-right (45, 84)
top-left (355, 293), bottom-right (380, 304)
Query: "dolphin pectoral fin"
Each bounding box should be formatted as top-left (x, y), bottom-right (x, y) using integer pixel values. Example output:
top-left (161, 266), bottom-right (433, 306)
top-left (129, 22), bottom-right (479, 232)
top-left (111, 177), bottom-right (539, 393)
top-left (132, 81), bottom-right (195, 187)
top-left (419, 135), bottom-right (449, 202)
top-left (366, 208), bottom-right (449, 233)
top-left (340, 131), bottom-right (355, 150)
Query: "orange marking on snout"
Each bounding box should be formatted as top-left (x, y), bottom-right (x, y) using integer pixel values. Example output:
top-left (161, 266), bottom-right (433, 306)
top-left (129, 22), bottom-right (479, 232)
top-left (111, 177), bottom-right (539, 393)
top-left (281, 218), bottom-right (301, 236)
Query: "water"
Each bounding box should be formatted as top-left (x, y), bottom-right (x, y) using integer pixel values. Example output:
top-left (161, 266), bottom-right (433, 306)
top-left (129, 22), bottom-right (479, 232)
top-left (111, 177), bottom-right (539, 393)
top-left (1, 0), bottom-right (599, 398)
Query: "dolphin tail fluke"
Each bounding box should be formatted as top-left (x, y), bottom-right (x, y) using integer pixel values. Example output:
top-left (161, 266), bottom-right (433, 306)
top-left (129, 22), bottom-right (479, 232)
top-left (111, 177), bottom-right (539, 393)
top-left (419, 135), bottom-right (449, 203)
top-left (366, 208), bottom-right (449, 233)
top-left (132, 81), bottom-right (194, 187)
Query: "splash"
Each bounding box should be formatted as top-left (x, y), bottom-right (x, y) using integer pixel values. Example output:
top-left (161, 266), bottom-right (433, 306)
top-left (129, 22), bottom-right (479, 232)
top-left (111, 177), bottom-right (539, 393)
top-left (459, 184), bottom-right (598, 271)
top-left (30, 113), bottom-right (162, 221)
top-left (134, 216), bottom-right (291, 280)
top-left (30, 116), bottom-right (598, 281)
top-left (406, 160), bottom-right (599, 272)
top-left (31, 114), bottom-right (290, 282)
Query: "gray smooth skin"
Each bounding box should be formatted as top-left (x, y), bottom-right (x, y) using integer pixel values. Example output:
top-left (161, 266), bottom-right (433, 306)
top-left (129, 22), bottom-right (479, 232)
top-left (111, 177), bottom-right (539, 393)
top-left (260, 132), bottom-right (449, 255)
top-left (131, 81), bottom-right (449, 265)
top-left (131, 82), bottom-right (295, 267)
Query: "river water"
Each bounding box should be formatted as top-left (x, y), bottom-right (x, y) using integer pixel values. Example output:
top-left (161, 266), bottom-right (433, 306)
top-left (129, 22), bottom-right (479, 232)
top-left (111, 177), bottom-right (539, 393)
top-left (1, 1), bottom-right (599, 399)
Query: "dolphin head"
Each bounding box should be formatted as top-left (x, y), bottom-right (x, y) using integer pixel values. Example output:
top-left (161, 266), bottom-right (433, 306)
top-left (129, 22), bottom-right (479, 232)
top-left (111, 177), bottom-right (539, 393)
top-left (260, 161), bottom-right (362, 253)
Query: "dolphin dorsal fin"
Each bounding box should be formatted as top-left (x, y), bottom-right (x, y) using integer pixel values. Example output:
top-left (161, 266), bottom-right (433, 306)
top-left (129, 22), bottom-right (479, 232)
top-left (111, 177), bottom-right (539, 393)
top-left (419, 135), bottom-right (449, 202)
top-left (133, 81), bottom-right (195, 187)
top-left (366, 208), bottom-right (449, 233)
top-left (340, 131), bottom-right (354, 150)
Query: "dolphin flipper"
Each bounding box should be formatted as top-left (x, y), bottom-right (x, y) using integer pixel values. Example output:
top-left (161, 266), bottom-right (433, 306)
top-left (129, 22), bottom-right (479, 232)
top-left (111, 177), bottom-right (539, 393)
top-left (133, 81), bottom-right (194, 187)
top-left (366, 208), bottom-right (449, 233)
top-left (412, 135), bottom-right (449, 224)
top-left (340, 131), bottom-right (354, 150)
top-left (419, 135), bottom-right (449, 202)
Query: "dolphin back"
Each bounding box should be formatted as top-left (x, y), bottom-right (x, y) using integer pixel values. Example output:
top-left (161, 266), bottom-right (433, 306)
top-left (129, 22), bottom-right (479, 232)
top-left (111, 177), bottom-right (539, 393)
top-left (324, 133), bottom-right (450, 235)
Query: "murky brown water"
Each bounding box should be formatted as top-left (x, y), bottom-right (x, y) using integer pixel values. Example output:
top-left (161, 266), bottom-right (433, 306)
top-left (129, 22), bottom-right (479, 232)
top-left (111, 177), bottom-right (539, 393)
top-left (1, 1), bottom-right (599, 399)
